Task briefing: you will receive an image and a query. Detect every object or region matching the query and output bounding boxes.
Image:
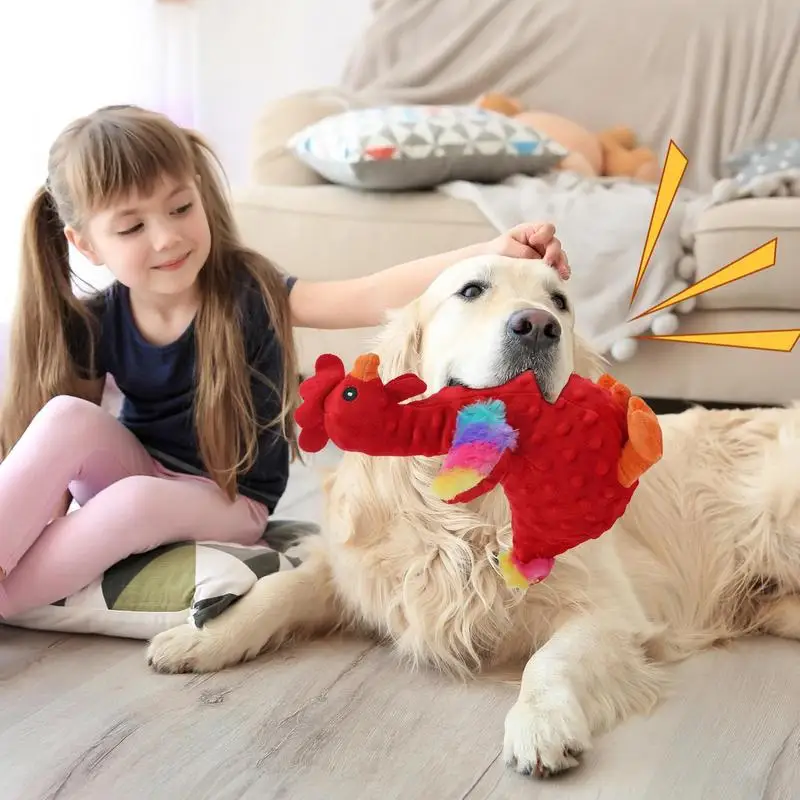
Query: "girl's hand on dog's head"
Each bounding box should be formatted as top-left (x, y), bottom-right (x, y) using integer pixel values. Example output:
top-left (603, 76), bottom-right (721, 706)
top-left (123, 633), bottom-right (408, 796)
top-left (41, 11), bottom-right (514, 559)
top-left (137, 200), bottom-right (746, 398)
top-left (486, 221), bottom-right (571, 280)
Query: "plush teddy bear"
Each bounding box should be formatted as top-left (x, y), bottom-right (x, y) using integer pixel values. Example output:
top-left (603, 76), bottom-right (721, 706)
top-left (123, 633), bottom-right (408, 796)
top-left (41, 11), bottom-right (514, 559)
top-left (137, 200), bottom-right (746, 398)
top-left (477, 92), bottom-right (660, 183)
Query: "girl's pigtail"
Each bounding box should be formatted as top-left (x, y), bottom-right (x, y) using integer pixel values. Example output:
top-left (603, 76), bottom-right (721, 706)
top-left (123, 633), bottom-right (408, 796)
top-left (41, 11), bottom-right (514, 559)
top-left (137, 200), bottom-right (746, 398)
top-left (0, 186), bottom-right (95, 457)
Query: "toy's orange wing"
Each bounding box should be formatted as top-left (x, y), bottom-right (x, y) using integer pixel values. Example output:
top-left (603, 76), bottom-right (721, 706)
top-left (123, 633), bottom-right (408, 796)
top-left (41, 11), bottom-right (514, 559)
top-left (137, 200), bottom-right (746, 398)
top-left (598, 374), bottom-right (662, 487)
top-left (618, 396), bottom-right (662, 487)
top-left (598, 372), bottom-right (631, 410)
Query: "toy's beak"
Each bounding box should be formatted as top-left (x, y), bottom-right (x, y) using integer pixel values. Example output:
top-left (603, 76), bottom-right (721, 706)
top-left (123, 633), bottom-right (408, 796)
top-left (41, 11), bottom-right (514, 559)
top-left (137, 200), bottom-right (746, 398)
top-left (350, 353), bottom-right (380, 382)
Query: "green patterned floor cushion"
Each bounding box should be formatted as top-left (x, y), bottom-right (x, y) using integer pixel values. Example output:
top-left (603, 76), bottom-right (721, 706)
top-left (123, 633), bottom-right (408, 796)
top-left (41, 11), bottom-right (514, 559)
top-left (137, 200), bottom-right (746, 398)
top-left (1, 519), bottom-right (319, 640)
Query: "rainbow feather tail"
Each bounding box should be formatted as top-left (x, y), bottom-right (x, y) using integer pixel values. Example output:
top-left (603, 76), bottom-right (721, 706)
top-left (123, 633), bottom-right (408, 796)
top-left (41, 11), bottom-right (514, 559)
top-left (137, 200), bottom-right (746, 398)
top-left (431, 399), bottom-right (518, 501)
top-left (498, 549), bottom-right (555, 589)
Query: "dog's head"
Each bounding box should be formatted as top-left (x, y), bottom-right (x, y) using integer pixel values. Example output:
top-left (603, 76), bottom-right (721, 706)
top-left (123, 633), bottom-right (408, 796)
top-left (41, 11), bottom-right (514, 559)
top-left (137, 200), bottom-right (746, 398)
top-left (374, 254), bottom-right (603, 400)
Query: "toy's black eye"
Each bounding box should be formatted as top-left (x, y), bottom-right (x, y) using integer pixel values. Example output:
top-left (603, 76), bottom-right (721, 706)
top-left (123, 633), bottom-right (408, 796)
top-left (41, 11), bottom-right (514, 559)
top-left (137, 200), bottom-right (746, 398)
top-left (342, 386), bottom-right (358, 401)
top-left (551, 292), bottom-right (568, 312)
top-left (458, 281), bottom-right (486, 300)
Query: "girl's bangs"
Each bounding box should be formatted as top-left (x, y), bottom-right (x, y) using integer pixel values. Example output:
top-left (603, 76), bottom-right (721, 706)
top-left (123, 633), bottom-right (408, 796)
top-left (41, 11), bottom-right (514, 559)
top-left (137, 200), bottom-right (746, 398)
top-left (65, 115), bottom-right (196, 215)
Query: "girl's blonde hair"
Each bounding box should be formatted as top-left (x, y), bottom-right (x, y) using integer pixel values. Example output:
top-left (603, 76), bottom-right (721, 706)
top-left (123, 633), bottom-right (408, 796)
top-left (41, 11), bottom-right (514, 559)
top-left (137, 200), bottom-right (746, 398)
top-left (0, 104), bottom-right (299, 499)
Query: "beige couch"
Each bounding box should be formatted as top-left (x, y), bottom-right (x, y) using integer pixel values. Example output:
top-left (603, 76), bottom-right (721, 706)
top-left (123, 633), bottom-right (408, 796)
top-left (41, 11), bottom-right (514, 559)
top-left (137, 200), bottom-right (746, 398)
top-left (233, 0), bottom-right (800, 407)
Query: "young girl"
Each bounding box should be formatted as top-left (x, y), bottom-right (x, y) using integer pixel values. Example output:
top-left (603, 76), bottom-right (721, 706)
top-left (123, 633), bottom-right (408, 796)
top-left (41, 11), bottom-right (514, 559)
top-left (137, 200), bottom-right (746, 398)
top-left (0, 104), bottom-right (569, 619)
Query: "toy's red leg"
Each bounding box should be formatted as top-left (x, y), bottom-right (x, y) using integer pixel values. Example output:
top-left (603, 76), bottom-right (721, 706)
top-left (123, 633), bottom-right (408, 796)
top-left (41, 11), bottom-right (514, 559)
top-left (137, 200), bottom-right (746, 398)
top-left (618, 396), bottom-right (663, 487)
top-left (598, 373), bottom-right (631, 412)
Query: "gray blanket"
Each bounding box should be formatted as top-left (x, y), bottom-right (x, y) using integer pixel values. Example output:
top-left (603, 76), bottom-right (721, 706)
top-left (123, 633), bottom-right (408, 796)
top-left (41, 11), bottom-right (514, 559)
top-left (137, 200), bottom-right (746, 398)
top-left (439, 172), bottom-right (713, 360)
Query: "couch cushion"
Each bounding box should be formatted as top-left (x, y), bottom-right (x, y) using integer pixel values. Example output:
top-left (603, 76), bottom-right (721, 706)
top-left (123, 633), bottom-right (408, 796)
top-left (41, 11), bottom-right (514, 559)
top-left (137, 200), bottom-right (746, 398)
top-left (611, 309), bottom-right (800, 406)
top-left (692, 198), bottom-right (800, 312)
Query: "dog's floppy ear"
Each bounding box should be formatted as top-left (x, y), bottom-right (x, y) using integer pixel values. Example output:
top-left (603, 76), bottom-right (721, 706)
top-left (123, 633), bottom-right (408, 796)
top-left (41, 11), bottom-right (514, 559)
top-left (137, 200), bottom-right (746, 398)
top-left (370, 299), bottom-right (425, 381)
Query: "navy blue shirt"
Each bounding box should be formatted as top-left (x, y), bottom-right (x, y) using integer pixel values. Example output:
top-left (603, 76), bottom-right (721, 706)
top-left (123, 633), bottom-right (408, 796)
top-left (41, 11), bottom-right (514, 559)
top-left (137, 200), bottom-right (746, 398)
top-left (69, 272), bottom-right (296, 514)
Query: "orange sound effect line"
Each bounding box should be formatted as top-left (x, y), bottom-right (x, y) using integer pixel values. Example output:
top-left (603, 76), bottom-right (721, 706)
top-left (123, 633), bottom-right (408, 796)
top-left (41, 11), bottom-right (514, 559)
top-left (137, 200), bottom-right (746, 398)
top-left (629, 140), bottom-right (688, 307)
top-left (629, 238), bottom-right (778, 321)
top-left (636, 329), bottom-right (800, 352)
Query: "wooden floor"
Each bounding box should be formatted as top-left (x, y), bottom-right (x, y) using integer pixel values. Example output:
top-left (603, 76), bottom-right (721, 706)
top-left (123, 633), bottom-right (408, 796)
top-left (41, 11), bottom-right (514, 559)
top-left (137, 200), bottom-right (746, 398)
top-left (2, 453), bottom-right (799, 800)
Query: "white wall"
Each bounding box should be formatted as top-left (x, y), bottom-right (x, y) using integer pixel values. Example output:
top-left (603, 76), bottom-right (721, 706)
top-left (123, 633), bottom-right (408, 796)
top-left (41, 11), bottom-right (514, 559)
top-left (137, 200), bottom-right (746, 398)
top-left (0, 0), bottom-right (371, 323)
top-left (194, 0), bottom-right (373, 185)
top-left (0, 1), bottom-right (199, 318)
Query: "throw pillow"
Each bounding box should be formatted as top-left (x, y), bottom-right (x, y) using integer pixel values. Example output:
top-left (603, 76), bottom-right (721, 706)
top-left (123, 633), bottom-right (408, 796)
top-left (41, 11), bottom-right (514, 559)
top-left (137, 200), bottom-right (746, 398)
top-left (288, 104), bottom-right (567, 190)
top-left (712, 138), bottom-right (800, 204)
top-left (724, 137), bottom-right (800, 179)
top-left (1, 518), bottom-right (318, 640)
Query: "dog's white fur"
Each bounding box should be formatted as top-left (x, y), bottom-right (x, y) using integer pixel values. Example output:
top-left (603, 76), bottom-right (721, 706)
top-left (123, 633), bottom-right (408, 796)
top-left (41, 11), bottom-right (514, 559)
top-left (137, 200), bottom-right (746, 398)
top-left (147, 256), bottom-right (800, 778)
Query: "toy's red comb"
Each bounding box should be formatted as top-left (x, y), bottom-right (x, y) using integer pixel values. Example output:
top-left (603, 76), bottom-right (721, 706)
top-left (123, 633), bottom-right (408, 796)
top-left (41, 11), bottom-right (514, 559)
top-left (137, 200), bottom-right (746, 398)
top-left (295, 353), bottom-right (346, 452)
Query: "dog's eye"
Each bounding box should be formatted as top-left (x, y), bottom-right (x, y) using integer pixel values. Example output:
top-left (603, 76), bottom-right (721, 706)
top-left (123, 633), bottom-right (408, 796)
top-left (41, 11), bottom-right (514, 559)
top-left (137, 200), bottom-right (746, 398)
top-left (458, 282), bottom-right (486, 300)
top-left (551, 292), bottom-right (568, 312)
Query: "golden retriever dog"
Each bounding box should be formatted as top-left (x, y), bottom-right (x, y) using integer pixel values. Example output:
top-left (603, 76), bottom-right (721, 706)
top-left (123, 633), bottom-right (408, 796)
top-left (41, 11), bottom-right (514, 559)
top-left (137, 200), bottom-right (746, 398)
top-left (146, 255), bottom-right (800, 778)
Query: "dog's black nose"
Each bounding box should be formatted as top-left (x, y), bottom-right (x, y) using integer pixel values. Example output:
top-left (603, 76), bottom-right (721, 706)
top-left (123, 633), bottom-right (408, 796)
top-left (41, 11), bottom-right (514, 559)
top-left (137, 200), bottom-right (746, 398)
top-left (507, 308), bottom-right (561, 346)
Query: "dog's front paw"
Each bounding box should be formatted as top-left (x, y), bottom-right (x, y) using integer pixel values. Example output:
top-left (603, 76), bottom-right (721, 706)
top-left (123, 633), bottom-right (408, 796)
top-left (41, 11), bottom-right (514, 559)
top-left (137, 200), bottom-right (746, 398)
top-left (146, 623), bottom-right (237, 675)
top-left (503, 694), bottom-right (592, 778)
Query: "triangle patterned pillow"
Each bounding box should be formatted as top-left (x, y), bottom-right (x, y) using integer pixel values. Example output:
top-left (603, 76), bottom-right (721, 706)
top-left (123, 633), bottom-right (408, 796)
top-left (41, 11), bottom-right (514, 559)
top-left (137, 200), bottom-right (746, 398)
top-left (289, 104), bottom-right (567, 190)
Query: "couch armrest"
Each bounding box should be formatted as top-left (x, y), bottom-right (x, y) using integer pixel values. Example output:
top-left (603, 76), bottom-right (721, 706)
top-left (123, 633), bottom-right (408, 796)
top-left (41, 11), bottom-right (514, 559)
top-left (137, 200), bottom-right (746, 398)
top-left (693, 197), bottom-right (800, 312)
top-left (250, 87), bottom-right (358, 187)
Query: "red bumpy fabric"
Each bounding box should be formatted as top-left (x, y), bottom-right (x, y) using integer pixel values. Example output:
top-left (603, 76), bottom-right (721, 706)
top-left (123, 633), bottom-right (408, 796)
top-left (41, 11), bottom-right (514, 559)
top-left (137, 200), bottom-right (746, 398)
top-left (295, 353), bottom-right (662, 580)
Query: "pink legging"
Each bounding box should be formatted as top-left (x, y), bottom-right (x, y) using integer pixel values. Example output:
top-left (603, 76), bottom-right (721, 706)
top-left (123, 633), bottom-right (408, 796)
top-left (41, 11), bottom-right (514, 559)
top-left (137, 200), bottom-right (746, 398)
top-left (0, 395), bottom-right (269, 618)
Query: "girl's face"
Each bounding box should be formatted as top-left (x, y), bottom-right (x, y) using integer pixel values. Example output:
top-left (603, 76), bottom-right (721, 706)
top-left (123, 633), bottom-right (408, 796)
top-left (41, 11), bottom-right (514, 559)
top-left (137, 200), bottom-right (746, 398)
top-left (67, 174), bottom-right (212, 300)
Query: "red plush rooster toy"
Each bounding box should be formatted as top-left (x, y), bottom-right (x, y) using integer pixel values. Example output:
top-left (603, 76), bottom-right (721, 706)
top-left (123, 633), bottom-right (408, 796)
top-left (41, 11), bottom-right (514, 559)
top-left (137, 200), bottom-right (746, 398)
top-left (295, 352), bottom-right (662, 588)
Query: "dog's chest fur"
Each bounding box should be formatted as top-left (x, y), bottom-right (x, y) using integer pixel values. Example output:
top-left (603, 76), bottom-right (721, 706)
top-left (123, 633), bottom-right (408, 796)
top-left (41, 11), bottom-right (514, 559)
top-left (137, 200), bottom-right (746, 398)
top-left (324, 454), bottom-right (564, 674)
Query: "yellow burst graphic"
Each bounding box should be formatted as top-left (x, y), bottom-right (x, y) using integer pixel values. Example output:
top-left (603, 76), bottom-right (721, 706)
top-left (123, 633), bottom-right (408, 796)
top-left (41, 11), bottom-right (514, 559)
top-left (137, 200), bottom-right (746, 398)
top-left (628, 144), bottom-right (798, 353)
top-left (630, 239), bottom-right (778, 320)
top-left (630, 140), bottom-right (688, 306)
top-left (637, 330), bottom-right (800, 352)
